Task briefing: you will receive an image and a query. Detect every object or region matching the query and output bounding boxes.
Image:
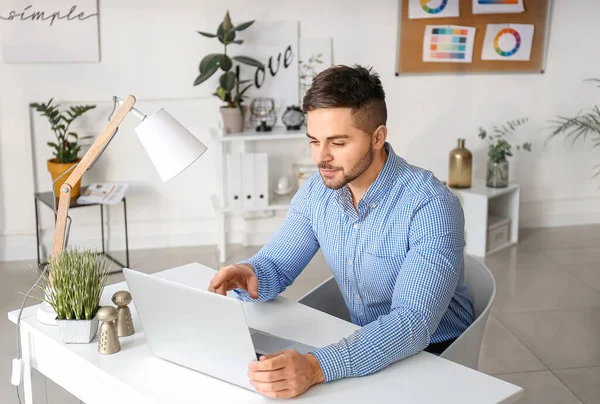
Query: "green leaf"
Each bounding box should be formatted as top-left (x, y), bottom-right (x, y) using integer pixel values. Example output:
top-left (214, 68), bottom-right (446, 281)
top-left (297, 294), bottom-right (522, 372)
top-left (230, 39), bottom-right (244, 45)
top-left (232, 56), bottom-right (264, 69)
top-left (219, 55), bottom-right (232, 71)
top-left (224, 29), bottom-right (236, 44)
top-left (194, 62), bottom-right (219, 86)
top-left (217, 22), bottom-right (226, 44)
top-left (199, 53), bottom-right (221, 73)
top-left (216, 87), bottom-right (227, 101)
top-left (197, 31), bottom-right (217, 38)
top-left (220, 71), bottom-right (236, 91)
top-left (233, 21), bottom-right (254, 31)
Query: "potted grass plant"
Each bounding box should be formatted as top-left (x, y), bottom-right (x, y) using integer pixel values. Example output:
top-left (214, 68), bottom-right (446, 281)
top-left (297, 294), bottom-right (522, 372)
top-left (31, 99), bottom-right (96, 198)
top-left (37, 248), bottom-right (111, 343)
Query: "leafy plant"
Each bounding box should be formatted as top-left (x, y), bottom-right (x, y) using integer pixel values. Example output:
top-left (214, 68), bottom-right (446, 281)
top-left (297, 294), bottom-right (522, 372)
top-left (299, 53), bottom-right (325, 100)
top-left (547, 78), bottom-right (600, 179)
top-left (194, 11), bottom-right (264, 110)
top-left (36, 248), bottom-right (111, 320)
top-left (478, 118), bottom-right (532, 163)
top-left (31, 99), bottom-right (96, 164)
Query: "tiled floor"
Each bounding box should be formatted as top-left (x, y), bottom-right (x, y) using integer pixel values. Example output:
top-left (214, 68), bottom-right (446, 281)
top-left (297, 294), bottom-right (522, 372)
top-left (2, 224), bottom-right (600, 403)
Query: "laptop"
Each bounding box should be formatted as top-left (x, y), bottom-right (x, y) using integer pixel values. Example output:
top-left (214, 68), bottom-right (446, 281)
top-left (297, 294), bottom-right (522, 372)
top-left (122, 268), bottom-right (316, 391)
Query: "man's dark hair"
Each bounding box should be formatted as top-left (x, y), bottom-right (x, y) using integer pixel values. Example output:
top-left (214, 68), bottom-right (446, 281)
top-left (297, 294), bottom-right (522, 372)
top-left (302, 64), bottom-right (387, 135)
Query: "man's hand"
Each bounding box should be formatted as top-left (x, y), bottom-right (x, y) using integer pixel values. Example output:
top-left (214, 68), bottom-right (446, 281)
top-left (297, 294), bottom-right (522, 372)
top-left (207, 264), bottom-right (259, 299)
top-left (248, 350), bottom-right (325, 398)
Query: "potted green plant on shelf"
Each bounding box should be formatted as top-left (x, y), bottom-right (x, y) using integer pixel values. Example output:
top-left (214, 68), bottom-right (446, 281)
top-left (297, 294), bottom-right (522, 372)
top-left (31, 99), bottom-right (96, 198)
top-left (478, 117), bottom-right (532, 188)
top-left (194, 10), bottom-right (264, 134)
top-left (547, 78), bottom-right (600, 181)
top-left (36, 248), bottom-right (111, 343)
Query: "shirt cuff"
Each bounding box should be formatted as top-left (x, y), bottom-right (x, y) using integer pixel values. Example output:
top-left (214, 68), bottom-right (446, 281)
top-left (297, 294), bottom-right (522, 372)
top-left (232, 255), bottom-right (279, 302)
top-left (310, 340), bottom-right (352, 382)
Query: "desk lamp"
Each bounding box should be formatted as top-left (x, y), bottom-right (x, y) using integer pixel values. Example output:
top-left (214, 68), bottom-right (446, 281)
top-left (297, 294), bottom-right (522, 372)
top-left (36, 95), bottom-right (207, 325)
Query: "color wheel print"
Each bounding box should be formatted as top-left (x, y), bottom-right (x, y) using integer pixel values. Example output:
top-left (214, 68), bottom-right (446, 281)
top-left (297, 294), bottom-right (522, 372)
top-left (420, 0), bottom-right (448, 14)
top-left (494, 28), bottom-right (521, 57)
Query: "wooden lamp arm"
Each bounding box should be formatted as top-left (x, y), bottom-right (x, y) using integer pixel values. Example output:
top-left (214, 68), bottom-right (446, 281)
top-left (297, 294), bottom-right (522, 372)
top-left (50, 95), bottom-right (137, 262)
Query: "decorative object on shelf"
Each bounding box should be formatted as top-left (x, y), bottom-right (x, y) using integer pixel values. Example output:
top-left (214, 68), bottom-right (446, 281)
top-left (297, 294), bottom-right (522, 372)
top-left (112, 290), bottom-right (134, 337)
top-left (274, 176), bottom-right (293, 196)
top-left (478, 117), bottom-right (531, 188)
top-left (31, 99), bottom-right (96, 199)
top-left (36, 248), bottom-right (110, 344)
top-left (448, 138), bottom-right (472, 189)
top-left (250, 97), bottom-right (277, 131)
top-left (281, 105), bottom-right (305, 130)
top-left (547, 78), bottom-right (600, 182)
top-left (194, 10), bottom-right (264, 134)
top-left (97, 306), bottom-right (121, 355)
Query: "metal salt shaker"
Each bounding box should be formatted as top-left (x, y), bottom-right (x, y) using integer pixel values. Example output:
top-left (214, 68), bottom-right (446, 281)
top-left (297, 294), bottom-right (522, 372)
top-left (112, 290), bottom-right (134, 337)
top-left (97, 306), bottom-right (121, 355)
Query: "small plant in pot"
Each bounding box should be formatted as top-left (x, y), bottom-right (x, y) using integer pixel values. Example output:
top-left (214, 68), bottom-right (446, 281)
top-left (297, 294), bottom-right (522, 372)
top-left (31, 99), bottom-right (96, 199)
top-left (478, 118), bottom-right (531, 188)
top-left (37, 248), bottom-right (111, 343)
top-left (194, 10), bottom-right (264, 134)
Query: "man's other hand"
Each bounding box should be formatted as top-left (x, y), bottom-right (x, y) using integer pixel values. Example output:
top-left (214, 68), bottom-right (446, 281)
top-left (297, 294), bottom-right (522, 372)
top-left (248, 350), bottom-right (325, 398)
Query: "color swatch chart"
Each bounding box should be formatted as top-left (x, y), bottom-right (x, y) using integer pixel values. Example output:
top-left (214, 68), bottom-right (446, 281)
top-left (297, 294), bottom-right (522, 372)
top-left (428, 27), bottom-right (471, 61)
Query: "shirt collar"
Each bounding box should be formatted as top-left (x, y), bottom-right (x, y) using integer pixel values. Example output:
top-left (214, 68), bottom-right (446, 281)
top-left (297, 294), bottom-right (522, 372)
top-left (335, 142), bottom-right (402, 213)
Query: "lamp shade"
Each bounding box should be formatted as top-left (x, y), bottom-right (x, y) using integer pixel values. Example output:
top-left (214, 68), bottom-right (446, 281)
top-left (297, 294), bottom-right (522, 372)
top-left (134, 108), bottom-right (207, 182)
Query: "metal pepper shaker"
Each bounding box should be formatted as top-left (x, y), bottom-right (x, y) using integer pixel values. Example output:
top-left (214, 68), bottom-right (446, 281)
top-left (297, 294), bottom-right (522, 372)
top-left (112, 290), bottom-right (134, 337)
top-left (97, 306), bottom-right (121, 355)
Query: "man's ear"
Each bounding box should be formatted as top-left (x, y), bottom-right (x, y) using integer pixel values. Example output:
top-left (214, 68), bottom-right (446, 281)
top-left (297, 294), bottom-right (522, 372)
top-left (372, 125), bottom-right (387, 150)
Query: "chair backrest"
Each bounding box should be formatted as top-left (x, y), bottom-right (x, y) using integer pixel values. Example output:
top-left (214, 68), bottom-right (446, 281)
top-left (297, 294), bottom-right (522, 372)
top-left (440, 255), bottom-right (496, 370)
top-left (298, 276), bottom-right (351, 322)
top-left (298, 256), bottom-right (496, 370)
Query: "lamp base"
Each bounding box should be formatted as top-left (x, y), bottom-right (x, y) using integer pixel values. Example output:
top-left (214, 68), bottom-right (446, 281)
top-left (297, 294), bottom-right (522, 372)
top-left (37, 301), bottom-right (57, 326)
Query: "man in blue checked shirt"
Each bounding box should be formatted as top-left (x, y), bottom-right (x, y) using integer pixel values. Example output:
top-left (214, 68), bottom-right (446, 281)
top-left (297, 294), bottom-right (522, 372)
top-left (208, 64), bottom-right (474, 398)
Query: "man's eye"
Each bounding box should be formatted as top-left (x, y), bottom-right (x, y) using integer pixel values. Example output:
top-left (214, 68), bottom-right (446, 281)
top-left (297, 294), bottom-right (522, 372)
top-left (310, 141), bottom-right (319, 145)
top-left (332, 143), bottom-right (344, 147)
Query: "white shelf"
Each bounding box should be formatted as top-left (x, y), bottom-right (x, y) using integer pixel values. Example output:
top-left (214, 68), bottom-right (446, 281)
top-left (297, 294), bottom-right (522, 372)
top-left (211, 193), bottom-right (294, 214)
top-left (450, 178), bottom-right (519, 199)
top-left (213, 127), bottom-right (307, 142)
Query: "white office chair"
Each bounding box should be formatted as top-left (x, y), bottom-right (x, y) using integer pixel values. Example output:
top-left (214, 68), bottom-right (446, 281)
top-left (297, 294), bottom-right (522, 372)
top-left (298, 255), bottom-right (496, 370)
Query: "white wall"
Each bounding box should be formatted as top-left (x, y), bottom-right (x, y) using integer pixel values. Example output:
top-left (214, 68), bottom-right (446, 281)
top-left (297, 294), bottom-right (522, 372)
top-left (1, 0), bottom-right (599, 261)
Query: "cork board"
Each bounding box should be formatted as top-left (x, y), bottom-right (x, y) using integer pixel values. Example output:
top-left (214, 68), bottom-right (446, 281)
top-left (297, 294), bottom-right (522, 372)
top-left (396, 0), bottom-right (552, 74)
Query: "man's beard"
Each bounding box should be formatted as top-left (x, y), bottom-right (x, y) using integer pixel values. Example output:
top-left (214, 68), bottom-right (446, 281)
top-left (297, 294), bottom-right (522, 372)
top-left (319, 145), bottom-right (374, 190)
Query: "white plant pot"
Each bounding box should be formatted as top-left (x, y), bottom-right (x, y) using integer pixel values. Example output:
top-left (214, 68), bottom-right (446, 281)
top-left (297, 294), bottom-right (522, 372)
top-left (55, 316), bottom-right (99, 344)
top-left (220, 106), bottom-right (246, 134)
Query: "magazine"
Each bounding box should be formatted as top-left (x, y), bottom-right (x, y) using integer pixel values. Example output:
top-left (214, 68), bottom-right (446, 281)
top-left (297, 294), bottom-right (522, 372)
top-left (77, 183), bottom-right (129, 205)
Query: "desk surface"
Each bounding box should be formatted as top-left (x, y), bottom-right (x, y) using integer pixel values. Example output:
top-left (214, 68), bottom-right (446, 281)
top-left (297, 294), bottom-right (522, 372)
top-left (9, 263), bottom-right (523, 404)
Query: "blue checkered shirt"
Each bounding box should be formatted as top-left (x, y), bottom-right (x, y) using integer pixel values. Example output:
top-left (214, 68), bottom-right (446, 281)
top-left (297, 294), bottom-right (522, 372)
top-left (235, 142), bottom-right (474, 382)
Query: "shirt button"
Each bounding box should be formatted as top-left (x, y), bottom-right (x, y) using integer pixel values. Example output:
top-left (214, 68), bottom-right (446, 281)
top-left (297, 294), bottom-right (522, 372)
top-left (348, 260), bottom-right (353, 265)
top-left (371, 202), bottom-right (377, 208)
top-left (355, 293), bottom-right (361, 300)
top-left (353, 223), bottom-right (359, 229)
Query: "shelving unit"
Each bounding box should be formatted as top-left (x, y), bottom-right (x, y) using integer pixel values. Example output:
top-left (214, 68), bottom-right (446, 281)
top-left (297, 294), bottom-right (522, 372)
top-left (210, 126), bottom-right (308, 263)
top-left (449, 178), bottom-right (520, 258)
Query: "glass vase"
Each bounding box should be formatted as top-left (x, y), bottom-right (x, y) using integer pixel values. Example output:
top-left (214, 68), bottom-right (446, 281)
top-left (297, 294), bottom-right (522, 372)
top-left (487, 159), bottom-right (509, 188)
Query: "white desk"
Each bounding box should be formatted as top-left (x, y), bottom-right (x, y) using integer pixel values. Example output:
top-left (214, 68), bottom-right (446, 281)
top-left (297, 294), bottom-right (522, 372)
top-left (8, 263), bottom-right (523, 404)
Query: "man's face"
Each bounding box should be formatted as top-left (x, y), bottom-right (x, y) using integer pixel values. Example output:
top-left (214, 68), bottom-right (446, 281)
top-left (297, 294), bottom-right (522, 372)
top-left (306, 108), bottom-right (374, 190)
